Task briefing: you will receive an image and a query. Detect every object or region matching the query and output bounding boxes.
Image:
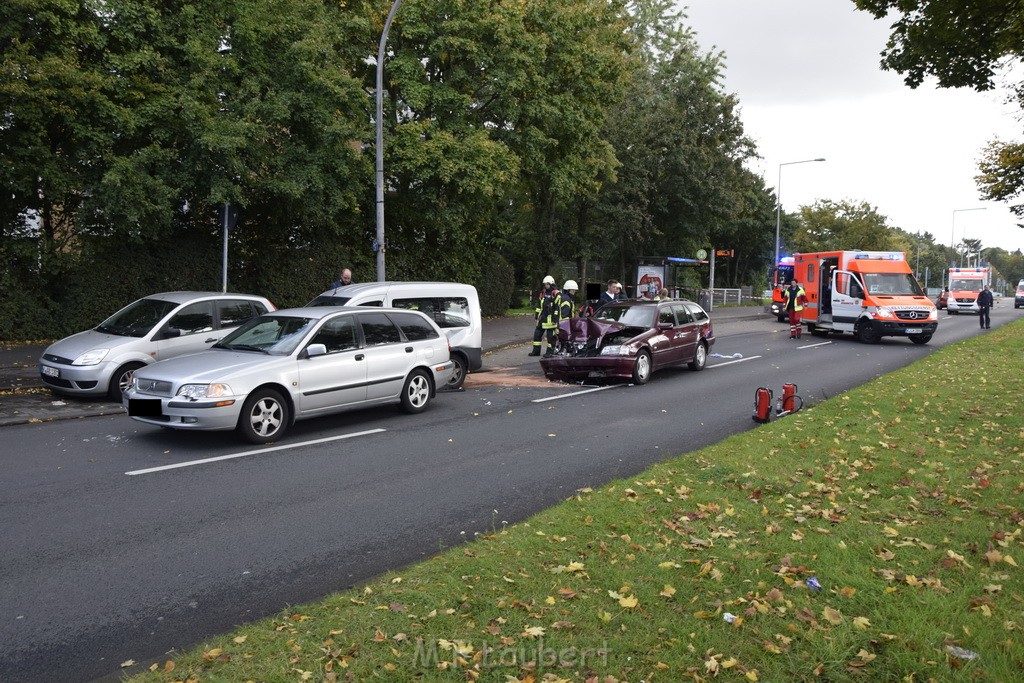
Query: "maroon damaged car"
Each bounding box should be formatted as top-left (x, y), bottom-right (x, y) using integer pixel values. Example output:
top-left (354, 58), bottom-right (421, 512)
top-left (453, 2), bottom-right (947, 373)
top-left (539, 299), bottom-right (715, 385)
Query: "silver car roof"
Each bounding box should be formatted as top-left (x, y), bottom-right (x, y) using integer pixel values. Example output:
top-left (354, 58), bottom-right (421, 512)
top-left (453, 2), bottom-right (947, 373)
top-left (141, 291), bottom-right (271, 304)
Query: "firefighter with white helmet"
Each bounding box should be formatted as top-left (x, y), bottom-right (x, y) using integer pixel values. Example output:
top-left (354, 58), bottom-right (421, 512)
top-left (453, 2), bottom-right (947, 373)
top-left (530, 275), bottom-right (560, 356)
top-left (552, 280), bottom-right (579, 354)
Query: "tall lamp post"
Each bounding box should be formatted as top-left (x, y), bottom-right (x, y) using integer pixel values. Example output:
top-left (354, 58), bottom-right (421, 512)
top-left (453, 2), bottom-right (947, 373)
top-left (375, 0), bottom-right (404, 282)
top-left (949, 207), bottom-right (986, 282)
top-left (774, 158), bottom-right (826, 268)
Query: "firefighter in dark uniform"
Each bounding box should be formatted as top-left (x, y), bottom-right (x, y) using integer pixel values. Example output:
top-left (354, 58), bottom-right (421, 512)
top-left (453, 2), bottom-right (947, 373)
top-left (530, 276), bottom-right (560, 356)
top-left (549, 280), bottom-right (578, 356)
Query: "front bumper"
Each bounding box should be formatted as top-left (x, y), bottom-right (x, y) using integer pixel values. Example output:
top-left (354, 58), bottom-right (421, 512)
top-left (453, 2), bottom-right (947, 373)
top-left (124, 390), bottom-right (242, 431)
top-left (946, 299), bottom-right (979, 313)
top-left (865, 320), bottom-right (938, 338)
top-left (539, 355), bottom-right (635, 382)
top-left (39, 360), bottom-right (116, 395)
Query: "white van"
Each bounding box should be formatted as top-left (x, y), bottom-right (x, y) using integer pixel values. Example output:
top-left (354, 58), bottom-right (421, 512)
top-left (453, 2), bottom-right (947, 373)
top-left (308, 282), bottom-right (481, 389)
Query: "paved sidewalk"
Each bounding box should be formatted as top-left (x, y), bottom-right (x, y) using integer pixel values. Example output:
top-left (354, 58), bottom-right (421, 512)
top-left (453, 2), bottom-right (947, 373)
top-left (0, 305), bottom-right (769, 427)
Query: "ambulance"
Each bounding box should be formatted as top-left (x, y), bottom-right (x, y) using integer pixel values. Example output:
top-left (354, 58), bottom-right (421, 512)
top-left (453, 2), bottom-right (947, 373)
top-left (768, 256), bottom-right (795, 322)
top-left (946, 267), bottom-right (991, 314)
top-left (793, 250), bottom-right (938, 344)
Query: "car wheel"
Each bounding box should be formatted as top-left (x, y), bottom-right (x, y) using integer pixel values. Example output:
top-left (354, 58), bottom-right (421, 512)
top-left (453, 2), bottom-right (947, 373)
top-left (237, 389), bottom-right (289, 444)
top-left (910, 334), bottom-right (932, 345)
top-left (688, 342), bottom-right (707, 371)
top-left (855, 321), bottom-right (880, 344)
top-left (400, 370), bottom-right (432, 414)
top-left (631, 350), bottom-right (652, 385)
top-left (108, 362), bottom-right (145, 401)
top-left (443, 354), bottom-right (467, 391)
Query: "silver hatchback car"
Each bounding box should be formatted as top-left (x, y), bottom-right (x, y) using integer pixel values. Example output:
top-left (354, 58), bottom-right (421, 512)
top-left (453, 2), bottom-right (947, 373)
top-left (39, 292), bottom-right (275, 400)
top-left (124, 307), bottom-right (455, 443)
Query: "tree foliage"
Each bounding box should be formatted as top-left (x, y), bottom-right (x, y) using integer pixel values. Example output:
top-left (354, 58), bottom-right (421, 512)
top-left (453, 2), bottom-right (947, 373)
top-left (789, 199), bottom-right (901, 253)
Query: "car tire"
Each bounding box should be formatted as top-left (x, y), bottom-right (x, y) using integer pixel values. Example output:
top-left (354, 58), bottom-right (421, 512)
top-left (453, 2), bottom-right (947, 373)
top-left (237, 389), bottom-right (289, 444)
top-left (443, 354), bottom-right (467, 391)
top-left (631, 350), bottom-right (652, 385)
top-left (688, 342), bottom-right (707, 371)
top-left (855, 321), bottom-right (880, 344)
top-left (909, 334), bottom-right (932, 345)
top-left (108, 362), bottom-right (145, 401)
top-left (400, 369), bottom-right (432, 414)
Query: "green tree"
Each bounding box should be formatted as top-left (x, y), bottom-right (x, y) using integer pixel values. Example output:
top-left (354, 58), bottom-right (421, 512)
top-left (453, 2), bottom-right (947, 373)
top-left (789, 199), bottom-right (900, 253)
top-left (853, 0), bottom-right (1024, 231)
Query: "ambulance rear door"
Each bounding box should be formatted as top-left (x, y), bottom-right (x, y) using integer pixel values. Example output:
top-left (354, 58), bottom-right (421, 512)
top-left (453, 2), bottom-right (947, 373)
top-left (795, 254), bottom-right (822, 323)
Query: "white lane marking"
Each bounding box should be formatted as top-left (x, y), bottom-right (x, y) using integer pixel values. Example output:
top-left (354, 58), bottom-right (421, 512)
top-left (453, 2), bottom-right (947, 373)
top-left (125, 429), bottom-right (387, 476)
top-left (531, 384), bottom-right (626, 403)
top-left (709, 355), bottom-right (761, 368)
top-left (797, 341), bottom-right (832, 349)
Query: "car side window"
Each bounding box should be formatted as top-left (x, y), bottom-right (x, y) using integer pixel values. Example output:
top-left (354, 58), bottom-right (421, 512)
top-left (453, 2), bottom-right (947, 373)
top-left (658, 307), bottom-right (676, 325)
top-left (388, 312), bottom-right (439, 341)
top-left (684, 303), bottom-right (707, 322)
top-left (166, 302), bottom-right (214, 336)
top-left (673, 304), bottom-right (693, 324)
top-left (310, 316), bottom-right (359, 353)
top-left (393, 297), bottom-right (470, 328)
top-left (218, 300), bottom-right (257, 328)
top-left (357, 300), bottom-right (384, 307)
top-left (359, 312), bottom-right (402, 346)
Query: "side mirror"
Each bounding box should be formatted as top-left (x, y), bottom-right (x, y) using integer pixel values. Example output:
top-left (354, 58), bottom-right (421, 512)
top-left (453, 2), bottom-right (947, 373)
top-left (658, 322), bottom-right (674, 330)
top-left (306, 343), bottom-right (327, 358)
top-left (158, 327), bottom-right (182, 340)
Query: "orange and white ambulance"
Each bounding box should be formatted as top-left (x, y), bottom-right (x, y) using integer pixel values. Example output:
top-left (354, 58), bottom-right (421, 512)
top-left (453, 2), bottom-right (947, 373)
top-left (946, 267), bottom-right (991, 314)
top-left (793, 250), bottom-right (938, 344)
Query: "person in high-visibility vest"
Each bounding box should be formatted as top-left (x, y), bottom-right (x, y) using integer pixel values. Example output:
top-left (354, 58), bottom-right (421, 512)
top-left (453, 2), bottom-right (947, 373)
top-left (557, 279), bottom-right (578, 317)
top-left (782, 279), bottom-right (807, 339)
top-left (530, 276), bottom-right (560, 356)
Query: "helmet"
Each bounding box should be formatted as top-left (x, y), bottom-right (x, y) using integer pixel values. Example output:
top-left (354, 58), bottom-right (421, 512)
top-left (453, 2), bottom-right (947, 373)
top-left (542, 275), bottom-right (555, 285)
top-left (563, 280), bottom-right (578, 291)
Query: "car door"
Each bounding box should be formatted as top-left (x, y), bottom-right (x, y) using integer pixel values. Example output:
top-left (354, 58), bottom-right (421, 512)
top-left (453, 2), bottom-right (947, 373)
top-left (669, 303), bottom-right (698, 364)
top-left (152, 301), bottom-right (217, 360)
top-left (295, 314), bottom-right (367, 415)
top-left (358, 312), bottom-right (409, 400)
top-left (832, 270), bottom-right (864, 332)
top-left (651, 305), bottom-right (680, 368)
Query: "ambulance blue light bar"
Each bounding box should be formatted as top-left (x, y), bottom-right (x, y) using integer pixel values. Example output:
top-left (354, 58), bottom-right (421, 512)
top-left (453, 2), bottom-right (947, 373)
top-left (853, 251), bottom-right (904, 261)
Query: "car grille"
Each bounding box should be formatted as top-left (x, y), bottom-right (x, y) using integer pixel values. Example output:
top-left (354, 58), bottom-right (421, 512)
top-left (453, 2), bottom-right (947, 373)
top-left (42, 353), bottom-right (74, 365)
top-left (954, 297), bottom-right (975, 304)
top-left (134, 378), bottom-right (174, 397)
top-left (894, 309), bottom-right (931, 321)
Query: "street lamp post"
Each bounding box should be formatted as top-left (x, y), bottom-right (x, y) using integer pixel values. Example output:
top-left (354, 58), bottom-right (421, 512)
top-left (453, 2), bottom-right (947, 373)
top-left (375, 0), bottom-right (403, 282)
top-left (774, 158), bottom-right (826, 269)
top-left (949, 207), bottom-right (986, 283)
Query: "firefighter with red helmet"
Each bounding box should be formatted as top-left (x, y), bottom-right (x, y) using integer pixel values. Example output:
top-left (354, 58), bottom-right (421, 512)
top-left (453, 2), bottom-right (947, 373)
top-left (529, 276), bottom-right (560, 356)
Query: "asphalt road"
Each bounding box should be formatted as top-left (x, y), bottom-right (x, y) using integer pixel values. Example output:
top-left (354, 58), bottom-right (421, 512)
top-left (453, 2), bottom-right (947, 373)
top-left (0, 306), bottom-right (1018, 682)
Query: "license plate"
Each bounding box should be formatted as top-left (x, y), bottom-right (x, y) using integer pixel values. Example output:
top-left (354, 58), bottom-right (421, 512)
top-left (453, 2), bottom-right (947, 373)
top-left (906, 329), bottom-right (921, 334)
top-left (41, 365), bottom-right (59, 378)
top-left (128, 398), bottom-right (163, 417)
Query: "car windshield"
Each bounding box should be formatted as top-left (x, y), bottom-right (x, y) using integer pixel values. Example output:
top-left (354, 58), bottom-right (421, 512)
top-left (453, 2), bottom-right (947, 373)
top-left (306, 295), bottom-right (351, 307)
top-left (216, 315), bottom-right (316, 355)
top-left (595, 304), bottom-right (656, 327)
top-left (95, 298), bottom-right (179, 337)
top-left (861, 272), bottom-right (925, 296)
top-left (949, 278), bottom-right (984, 292)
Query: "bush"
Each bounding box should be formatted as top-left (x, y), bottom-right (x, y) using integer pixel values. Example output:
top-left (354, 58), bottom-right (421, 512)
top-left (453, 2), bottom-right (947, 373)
top-left (473, 252), bottom-right (514, 317)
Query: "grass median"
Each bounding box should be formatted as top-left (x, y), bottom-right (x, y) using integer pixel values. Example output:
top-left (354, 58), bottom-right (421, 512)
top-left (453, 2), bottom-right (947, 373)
top-left (130, 321), bottom-right (1024, 682)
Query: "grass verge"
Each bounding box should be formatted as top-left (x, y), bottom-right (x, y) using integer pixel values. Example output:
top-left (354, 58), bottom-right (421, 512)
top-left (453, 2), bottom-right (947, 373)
top-left (130, 322), bottom-right (1024, 682)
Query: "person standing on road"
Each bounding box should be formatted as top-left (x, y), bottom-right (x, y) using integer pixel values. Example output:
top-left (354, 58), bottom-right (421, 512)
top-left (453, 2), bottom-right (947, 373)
top-left (551, 280), bottom-right (578, 355)
top-left (782, 279), bottom-right (806, 339)
top-left (530, 276), bottom-right (560, 356)
top-left (978, 285), bottom-right (993, 329)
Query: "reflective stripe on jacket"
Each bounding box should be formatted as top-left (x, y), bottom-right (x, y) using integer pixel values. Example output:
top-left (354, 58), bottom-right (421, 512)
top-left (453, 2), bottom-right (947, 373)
top-left (782, 286), bottom-right (806, 312)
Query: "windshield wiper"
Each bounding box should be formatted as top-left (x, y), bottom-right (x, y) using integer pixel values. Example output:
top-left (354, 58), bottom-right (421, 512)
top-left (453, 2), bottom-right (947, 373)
top-left (224, 344), bottom-right (269, 353)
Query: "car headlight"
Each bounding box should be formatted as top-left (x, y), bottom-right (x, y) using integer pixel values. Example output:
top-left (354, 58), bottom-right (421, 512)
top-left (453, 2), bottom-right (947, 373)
top-left (927, 309), bottom-right (938, 321)
top-left (73, 349), bottom-right (109, 366)
top-left (177, 383), bottom-right (233, 400)
top-left (873, 306), bottom-right (895, 319)
top-left (600, 345), bottom-right (630, 356)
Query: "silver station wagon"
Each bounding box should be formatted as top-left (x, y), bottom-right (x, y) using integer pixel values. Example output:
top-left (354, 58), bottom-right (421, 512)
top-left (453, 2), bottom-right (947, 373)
top-left (124, 307), bottom-right (455, 443)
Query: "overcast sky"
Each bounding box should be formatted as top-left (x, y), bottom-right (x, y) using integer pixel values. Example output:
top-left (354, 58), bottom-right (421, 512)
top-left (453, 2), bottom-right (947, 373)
top-left (681, 0), bottom-right (1024, 254)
